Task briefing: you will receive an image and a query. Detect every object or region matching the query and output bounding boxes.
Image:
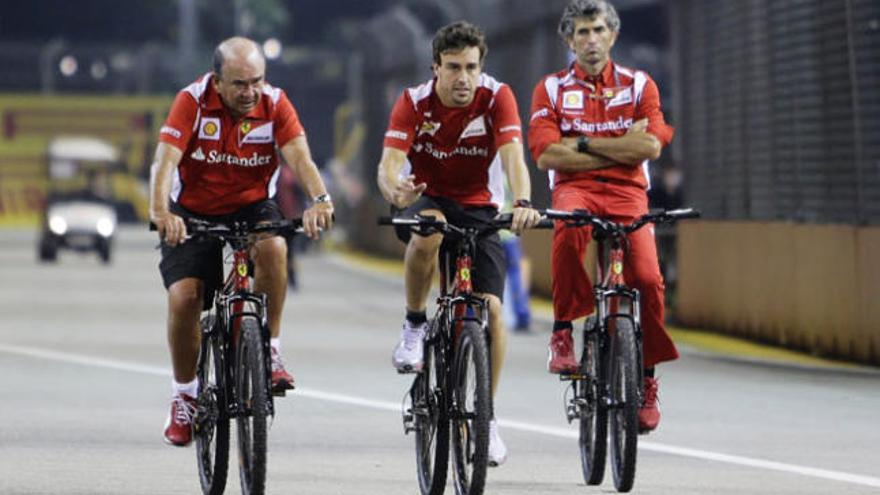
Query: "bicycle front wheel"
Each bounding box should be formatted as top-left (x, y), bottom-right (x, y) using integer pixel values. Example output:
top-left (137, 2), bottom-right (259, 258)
top-left (196, 315), bottom-right (230, 495)
top-left (450, 322), bottom-right (491, 495)
top-left (235, 317), bottom-right (270, 495)
top-left (607, 316), bottom-right (639, 492)
top-left (578, 316), bottom-right (607, 486)
top-left (414, 334), bottom-right (450, 495)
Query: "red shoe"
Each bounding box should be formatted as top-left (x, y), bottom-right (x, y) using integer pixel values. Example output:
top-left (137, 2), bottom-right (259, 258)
top-left (271, 348), bottom-right (295, 395)
top-left (163, 393), bottom-right (197, 446)
top-left (547, 329), bottom-right (579, 374)
top-left (639, 377), bottom-right (661, 432)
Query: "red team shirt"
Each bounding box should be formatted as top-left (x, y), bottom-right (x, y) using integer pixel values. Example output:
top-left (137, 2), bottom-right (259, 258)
top-left (383, 74), bottom-right (523, 208)
top-left (159, 73), bottom-right (305, 215)
top-left (528, 61), bottom-right (674, 190)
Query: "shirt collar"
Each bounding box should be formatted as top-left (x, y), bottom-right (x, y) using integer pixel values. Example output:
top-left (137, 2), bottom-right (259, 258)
top-left (203, 75), bottom-right (225, 111)
top-left (571, 60), bottom-right (616, 86)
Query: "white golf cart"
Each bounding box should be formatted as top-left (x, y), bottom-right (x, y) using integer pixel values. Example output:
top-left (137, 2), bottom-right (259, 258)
top-left (38, 137), bottom-right (120, 264)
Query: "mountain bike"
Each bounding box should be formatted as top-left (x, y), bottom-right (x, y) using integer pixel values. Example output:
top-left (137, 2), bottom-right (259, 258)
top-left (160, 218), bottom-right (303, 495)
top-left (542, 207), bottom-right (699, 493)
top-left (379, 212), bottom-right (549, 495)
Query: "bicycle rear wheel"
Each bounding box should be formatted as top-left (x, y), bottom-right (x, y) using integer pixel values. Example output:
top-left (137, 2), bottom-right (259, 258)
top-left (235, 317), bottom-right (270, 495)
top-left (578, 316), bottom-right (607, 486)
top-left (450, 321), bottom-right (491, 495)
top-left (196, 315), bottom-right (230, 495)
top-left (607, 316), bottom-right (639, 492)
top-left (413, 332), bottom-right (450, 495)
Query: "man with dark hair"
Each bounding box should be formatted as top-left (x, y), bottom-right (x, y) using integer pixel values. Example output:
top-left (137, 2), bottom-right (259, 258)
top-left (528, 0), bottom-right (677, 432)
top-left (151, 36), bottom-right (334, 446)
top-left (377, 20), bottom-right (540, 465)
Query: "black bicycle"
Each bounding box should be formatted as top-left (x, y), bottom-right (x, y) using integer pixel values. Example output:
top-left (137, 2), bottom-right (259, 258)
top-left (379, 213), bottom-right (549, 495)
top-left (542, 207), bottom-right (699, 493)
top-left (162, 218), bottom-right (303, 495)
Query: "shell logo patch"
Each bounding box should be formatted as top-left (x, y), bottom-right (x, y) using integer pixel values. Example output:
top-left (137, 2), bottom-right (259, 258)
top-left (562, 91), bottom-right (584, 109)
top-left (198, 117), bottom-right (221, 141)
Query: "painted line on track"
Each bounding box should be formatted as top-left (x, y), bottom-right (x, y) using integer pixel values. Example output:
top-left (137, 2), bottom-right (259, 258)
top-left (2, 342), bottom-right (878, 489)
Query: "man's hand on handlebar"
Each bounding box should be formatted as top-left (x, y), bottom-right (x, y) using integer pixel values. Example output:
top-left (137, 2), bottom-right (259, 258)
top-left (303, 201), bottom-right (334, 240)
top-left (511, 206), bottom-right (542, 235)
top-left (151, 210), bottom-right (187, 246)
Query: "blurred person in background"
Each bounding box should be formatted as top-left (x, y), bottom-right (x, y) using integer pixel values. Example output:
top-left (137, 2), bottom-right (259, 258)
top-left (500, 185), bottom-right (532, 333)
top-left (149, 36), bottom-right (334, 446)
top-left (528, 0), bottom-right (676, 432)
top-left (275, 164), bottom-right (309, 290)
top-left (377, 21), bottom-right (541, 466)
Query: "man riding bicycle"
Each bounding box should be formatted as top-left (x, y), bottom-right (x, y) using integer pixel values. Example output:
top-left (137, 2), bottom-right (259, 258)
top-left (150, 36), bottom-right (334, 446)
top-left (528, 0), bottom-right (677, 432)
top-left (377, 21), bottom-right (541, 466)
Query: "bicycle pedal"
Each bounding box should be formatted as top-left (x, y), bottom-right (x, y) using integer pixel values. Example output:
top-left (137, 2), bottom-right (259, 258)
top-left (272, 390), bottom-right (287, 397)
top-left (559, 373), bottom-right (586, 381)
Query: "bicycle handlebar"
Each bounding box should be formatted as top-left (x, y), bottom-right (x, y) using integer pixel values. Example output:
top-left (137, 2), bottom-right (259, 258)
top-left (377, 213), bottom-right (554, 235)
top-left (149, 218), bottom-right (305, 246)
top-left (541, 207), bottom-right (700, 235)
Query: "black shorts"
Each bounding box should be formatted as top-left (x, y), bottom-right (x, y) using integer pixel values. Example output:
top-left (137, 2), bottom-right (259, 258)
top-left (159, 199), bottom-right (283, 307)
top-left (394, 195), bottom-right (506, 300)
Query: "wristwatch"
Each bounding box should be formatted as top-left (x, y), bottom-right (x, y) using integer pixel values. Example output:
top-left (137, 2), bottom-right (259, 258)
top-left (576, 135), bottom-right (590, 154)
top-left (513, 199), bottom-right (532, 208)
top-left (313, 193), bottom-right (332, 204)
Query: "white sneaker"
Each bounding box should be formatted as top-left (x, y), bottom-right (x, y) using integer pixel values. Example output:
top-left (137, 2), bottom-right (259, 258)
top-left (392, 320), bottom-right (426, 372)
top-left (488, 419), bottom-right (508, 467)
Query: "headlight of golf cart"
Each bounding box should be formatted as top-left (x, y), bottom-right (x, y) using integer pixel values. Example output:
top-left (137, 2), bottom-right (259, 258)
top-left (96, 217), bottom-right (115, 237)
top-left (49, 216), bottom-right (68, 235)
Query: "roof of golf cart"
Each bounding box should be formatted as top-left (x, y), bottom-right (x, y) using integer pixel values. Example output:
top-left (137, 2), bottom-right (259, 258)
top-left (48, 136), bottom-right (119, 162)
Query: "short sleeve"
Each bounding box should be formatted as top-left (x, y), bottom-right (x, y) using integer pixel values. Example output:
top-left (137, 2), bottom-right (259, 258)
top-left (490, 84), bottom-right (522, 146)
top-left (527, 78), bottom-right (562, 162)
top-left (273, 90), bottom-right (306, 147)
top-left (382, 91), bottom-right (419, 152)
top-left (159, 91), bottom-right (198, 150)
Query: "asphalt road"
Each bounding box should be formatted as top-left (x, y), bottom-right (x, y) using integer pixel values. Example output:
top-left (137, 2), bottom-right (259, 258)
top-left (1, 227), bottom-right (879, 494)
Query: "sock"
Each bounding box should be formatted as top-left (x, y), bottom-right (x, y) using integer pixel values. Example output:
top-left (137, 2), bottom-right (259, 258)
top-left (173, 378), bottom-right (198, 398)
top-left (644, 367), bottom-right (655, 378)
top-left (406, 310), bottom-right (427, 326)
top-left (553, 320), bottom-right (573, 332)
top-left (271, 338), bottom-right (281, 354)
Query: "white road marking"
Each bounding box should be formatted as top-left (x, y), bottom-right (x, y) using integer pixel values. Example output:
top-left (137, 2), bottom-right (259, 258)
top-left (2, 342), bottom-right (879, 489)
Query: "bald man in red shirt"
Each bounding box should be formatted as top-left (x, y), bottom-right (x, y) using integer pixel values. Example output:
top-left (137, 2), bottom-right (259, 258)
top-left (528, 0), bottom-right (676, 432)
top-left (150, 37), bottom-right (334, 446)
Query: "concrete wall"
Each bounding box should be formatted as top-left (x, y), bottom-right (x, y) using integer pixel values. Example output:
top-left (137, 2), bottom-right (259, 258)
top-left (677, 221), bottom-right (880, 365)
top-left (521, 221), bottom-right (879, 365)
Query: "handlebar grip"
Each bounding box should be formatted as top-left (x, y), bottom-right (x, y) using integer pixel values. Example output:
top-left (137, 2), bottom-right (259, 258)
top-left (535, 218), bottom-right (556, 229)
top-left (665, 208), bottom-right (701, 219)
top-left (377, 217), bottom-right (395, 225)
top-left (494, 212), bottom-right (513, 224)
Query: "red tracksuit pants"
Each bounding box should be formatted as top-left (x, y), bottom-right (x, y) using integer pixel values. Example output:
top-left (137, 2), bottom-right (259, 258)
top-left (551, 180), bottom-right (678, 368)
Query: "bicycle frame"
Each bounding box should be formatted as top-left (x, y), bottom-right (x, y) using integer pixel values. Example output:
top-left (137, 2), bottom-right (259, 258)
top-left (437, 232), bottom-right (490, 348)
top-left (592, 230), bottom-right (642, 360)
top-left (213, 241), bottom-right (274, 418)
top-left (543, 207), bottom-right (700, 492)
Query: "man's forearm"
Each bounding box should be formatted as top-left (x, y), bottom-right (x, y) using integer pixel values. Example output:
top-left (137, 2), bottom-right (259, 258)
top-left (149, 160), bottom-right (173, 216)
top-left (585, 132), bottom-right (661, 164)
top-left (536, 143), bottom-right (615, 172)
top-left (293, 159), bottom-right (327, 199)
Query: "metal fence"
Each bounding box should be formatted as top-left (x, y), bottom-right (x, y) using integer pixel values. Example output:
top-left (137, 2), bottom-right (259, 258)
top-left (670, 0), bottom-right (880, 225)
